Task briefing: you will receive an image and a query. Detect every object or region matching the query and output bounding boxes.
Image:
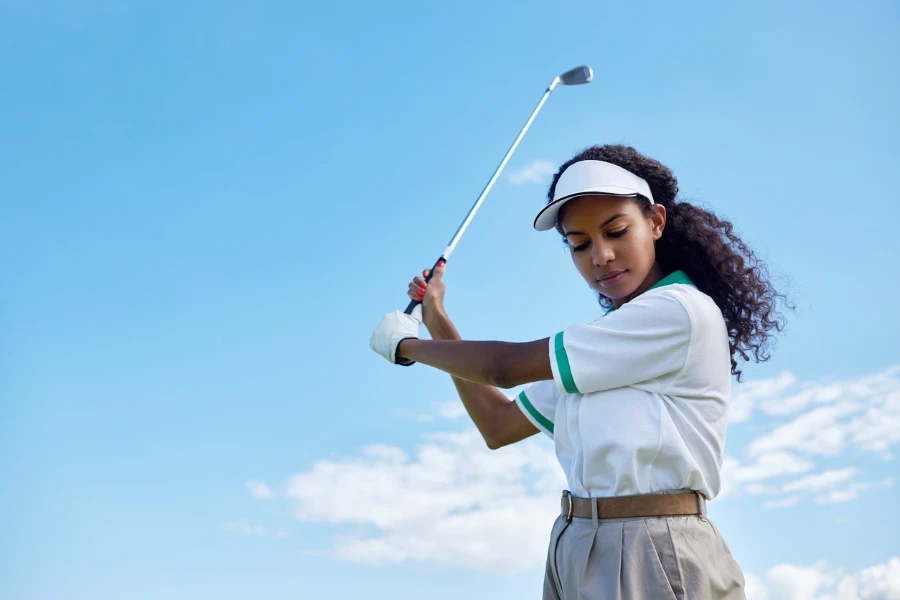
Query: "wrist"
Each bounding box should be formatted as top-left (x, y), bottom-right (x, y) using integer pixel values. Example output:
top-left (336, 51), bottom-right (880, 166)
top-left (422, 306), bottom-right (450, 331)
top-left (425, 310), bottom-right (459, 340)
top-left (395, 337), bottom-right (418, 366)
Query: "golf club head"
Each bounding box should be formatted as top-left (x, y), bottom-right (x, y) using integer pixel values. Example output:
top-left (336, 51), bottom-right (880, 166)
top-left (560, 65), bottom-right (593, 85)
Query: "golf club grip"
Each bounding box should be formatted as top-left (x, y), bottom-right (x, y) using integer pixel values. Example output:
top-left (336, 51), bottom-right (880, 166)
top-left (404, 257), bottom-right (447, 314)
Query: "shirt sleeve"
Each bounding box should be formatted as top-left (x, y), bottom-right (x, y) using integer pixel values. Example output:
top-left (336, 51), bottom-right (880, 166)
top-left (512, 379), bottom-right (560, 439)
top-left (549, 290), bottom-right (692, 395)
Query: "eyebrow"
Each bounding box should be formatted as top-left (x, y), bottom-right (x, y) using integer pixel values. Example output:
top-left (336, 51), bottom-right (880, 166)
top-left (563, 213), bottom-right (627, 238)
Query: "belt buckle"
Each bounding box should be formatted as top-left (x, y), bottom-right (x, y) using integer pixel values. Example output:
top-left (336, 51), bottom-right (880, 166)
top-left (563, 490), bottom-right (573, 522)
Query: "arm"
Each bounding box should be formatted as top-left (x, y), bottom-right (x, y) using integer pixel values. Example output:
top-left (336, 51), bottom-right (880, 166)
top-left (396, 336), bottom-right (552, 389)
top-left (423, 309), bottom-right (539, 449)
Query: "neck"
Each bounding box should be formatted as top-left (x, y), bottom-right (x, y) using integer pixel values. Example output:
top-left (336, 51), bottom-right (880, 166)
top-left (612, 263), bottom-right (667, 309)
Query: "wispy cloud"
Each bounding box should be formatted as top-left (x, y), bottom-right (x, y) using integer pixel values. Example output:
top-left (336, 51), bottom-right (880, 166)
top-left (812, 477), bottom-right (894, 504)
top-left (720, 451), bottom-right (814, 499)
top-left (730, 372), bottom-right (797, 423)
top-left (245, 480), bottom-right (275, 499)
top-left (720, 366), bottom-right (899, 506)
top-left (507, 160), bottom-right (555, 185)
top-left (285, 430), bottom-right (563, 572)
top-left (731, 365), bottom-right (900, 424)
top-left (437, 402), bottom-right (466, 420)
top-left (762, 495), bottom-right (802, 509)
top-left (275, 365), bottom-right (898, 569)
top-left (782, 468), bottom-right (859, 493)
top-left (221, 518), bottom-right (266, 535)
top-left (745, 556), bottom-right (900, 599)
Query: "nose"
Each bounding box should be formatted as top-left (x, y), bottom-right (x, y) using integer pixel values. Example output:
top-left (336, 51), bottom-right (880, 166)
top-left (591, 239), bottom-right (614, 266)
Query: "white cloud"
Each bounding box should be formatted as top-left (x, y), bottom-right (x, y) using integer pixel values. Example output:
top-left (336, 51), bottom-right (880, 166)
top-left (813, 477), bottom-right (894, 504)
top-left (721, 451), bottom-right (814, 496)
top-left (731, 365), bottom-right (900, 434)
top-left (731, 372), bottom-right (797, 423)
top-left (717, 365), bottom-right (900, 506)
top-left (437, 402), bottom-right (466, 420)
top-left (728, 464), bottom-right (893, 509)
top-left (759, 365), bottom-right (900, 417)
top-left (745, 483), bottom-right (779, 495)
top-left (743, 366), bottom-right (900, 460)
top-left (744, 573), bottom-right (769, 599)
top-left (783, 468), bottom-right (859, 493)
top-left (747, 375), bottom-right (900, 460)
top-left (748, 401), bottom-right (865, 458)
top-left (507, 160), bottom-right (555, 185)
top-left (221, 518), bottom-right (266, 535)
top-left (275, 365), bottom-right (899, 569)
top-left (245, 480), bottom-right (275, 499)
top-left (846, 390), bottom-right (900, 459)
top-left (762, 495), bottom-right (802, 509)
top-left (285, 430), bottom-right (564, 572)
top-left (746, 556), bottom-right (900, 600)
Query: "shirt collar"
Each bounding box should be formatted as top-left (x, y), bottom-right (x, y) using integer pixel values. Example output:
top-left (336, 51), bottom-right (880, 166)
top-left (605, 270), bottom-right (695, 314)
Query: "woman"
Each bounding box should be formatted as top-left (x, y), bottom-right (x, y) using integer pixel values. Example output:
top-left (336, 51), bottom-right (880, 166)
top-left (370, 144), bottom-right (787, 599)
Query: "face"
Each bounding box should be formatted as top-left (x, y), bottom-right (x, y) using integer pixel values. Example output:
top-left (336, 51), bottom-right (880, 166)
top-left (559, 195), bottom-right (667, 307)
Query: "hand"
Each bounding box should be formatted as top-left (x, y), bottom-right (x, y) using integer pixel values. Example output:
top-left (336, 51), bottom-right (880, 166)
top-left (408, 262), bottom-right (448, 326)
top-left (369, 306), bottom-right (422, 365)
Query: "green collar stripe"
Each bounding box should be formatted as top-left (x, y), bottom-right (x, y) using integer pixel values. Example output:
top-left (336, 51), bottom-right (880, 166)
top-left (650, 270), bottom-right (695, 290)
top-left (605, 270), bottom-right (695, 314)
top-left (554, 332), bottom-right (579, 394)
top-left (518, 391), bottom-right (554, 434)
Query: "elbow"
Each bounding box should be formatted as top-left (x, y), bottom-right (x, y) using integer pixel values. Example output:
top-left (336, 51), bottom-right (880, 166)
top-left (486, 372), bottom-right (513, 390)
top-left (483, 352), bottom-right (520, 389)
top-left (484, 435), bottom-right (506, 451)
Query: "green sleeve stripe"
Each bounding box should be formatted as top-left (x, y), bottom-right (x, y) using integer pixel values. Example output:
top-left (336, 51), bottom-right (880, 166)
top-left (554, 331), bottom-right (579, 394)
top-left (518, 391), bottom-right (554, 435)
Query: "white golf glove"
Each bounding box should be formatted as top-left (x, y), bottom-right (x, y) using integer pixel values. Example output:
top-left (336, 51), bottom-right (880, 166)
top-left (369, 305), bottom-right (423, 365)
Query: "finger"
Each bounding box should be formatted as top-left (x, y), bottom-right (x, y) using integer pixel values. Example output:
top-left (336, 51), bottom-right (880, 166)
top-left (409, 281), bottom-right (427, 295)
top-left (431, 261), bottom-right (446, 281)
top-left (408, 285), bottom-right (426, 300)
top-left (412, 276), bottom-right (425, 287)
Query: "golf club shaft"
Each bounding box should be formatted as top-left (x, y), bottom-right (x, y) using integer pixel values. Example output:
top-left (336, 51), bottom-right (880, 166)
top-left (404, 79), bottom-right (561, 315)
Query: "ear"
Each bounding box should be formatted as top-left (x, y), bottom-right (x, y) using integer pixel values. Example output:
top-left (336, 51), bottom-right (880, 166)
top-left (649, 204), bottom-right (667, 241)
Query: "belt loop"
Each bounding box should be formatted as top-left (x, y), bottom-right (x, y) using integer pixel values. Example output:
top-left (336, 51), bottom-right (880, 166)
top-left (697, 492), bottom-right (707, 519)
top-left (590, 498), bottom-right (599, 529)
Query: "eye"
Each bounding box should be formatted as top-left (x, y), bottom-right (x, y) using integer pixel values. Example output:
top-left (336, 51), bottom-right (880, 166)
top-left (607, 227), bottom-right (629, 238)
top-left (570, 241), bottom-right (590, 253)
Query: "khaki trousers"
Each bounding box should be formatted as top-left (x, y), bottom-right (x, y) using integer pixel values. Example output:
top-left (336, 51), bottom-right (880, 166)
top-left (543, 493), bottom-right (745, 599)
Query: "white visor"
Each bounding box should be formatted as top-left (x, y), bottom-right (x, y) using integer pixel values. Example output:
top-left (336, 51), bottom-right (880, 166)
top-left (533, 160), bottom-right (655, 231)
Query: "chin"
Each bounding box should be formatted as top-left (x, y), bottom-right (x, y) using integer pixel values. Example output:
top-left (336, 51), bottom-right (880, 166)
top-left (593, 276), bottom-right (638, 300)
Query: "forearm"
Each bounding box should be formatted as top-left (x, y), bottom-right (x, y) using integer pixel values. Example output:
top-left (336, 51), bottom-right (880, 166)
top-left (423, 311), bottom-right (535, 448)
top-left (397, 333), bottom-right (551, 389)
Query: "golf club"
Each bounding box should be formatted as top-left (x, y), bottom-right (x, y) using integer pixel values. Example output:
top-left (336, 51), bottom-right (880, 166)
top-left (404, 65), bottom-right (593, 315)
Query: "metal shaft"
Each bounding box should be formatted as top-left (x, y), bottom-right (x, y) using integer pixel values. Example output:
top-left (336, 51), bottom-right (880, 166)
top-left (440, 77), bottom-right (561, 261)
top-left (402, 76), bottom-right (564, 317)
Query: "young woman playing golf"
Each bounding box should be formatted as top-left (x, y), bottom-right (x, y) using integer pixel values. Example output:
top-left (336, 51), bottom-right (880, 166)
top-left (370, 144), bottom-right (787, 599)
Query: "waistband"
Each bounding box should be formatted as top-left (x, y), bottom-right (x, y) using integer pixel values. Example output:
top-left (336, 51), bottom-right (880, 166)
top-left (561, 490), bottom-right (706, 522)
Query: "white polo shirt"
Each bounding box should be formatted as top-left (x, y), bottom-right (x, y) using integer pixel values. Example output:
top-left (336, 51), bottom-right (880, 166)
top-left (513, 271), bottom-right (732, 500)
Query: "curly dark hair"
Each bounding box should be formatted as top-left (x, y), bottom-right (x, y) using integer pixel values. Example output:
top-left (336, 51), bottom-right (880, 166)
top-left (548, 144), bottom-right (789, 380)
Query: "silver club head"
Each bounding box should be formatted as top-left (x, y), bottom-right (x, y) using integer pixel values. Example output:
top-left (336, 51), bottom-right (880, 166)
top-left (559, 65), bottom-right (593, 85)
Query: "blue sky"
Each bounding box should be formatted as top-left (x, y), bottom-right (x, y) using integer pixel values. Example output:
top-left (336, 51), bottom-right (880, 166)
top-left (2, 1), bottom-right (898, 599)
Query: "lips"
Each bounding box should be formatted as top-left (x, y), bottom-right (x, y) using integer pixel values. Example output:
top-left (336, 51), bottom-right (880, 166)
top-left (597, 270), bottom-right (627, 286)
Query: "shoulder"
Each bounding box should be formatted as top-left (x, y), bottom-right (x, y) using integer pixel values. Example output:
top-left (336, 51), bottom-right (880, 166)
top-left (660, 285), bottom-right (730, 371)
top-left (609, 285), bottom-right (693, 329)
top-left (614, 284), bottom-right (727, 348)
top-left (659, 284), bottom-right (726, 330)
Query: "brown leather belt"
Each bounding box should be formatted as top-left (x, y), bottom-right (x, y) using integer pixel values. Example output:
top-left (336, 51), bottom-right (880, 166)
top-left (561, 490), bottom-right (705, 521)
